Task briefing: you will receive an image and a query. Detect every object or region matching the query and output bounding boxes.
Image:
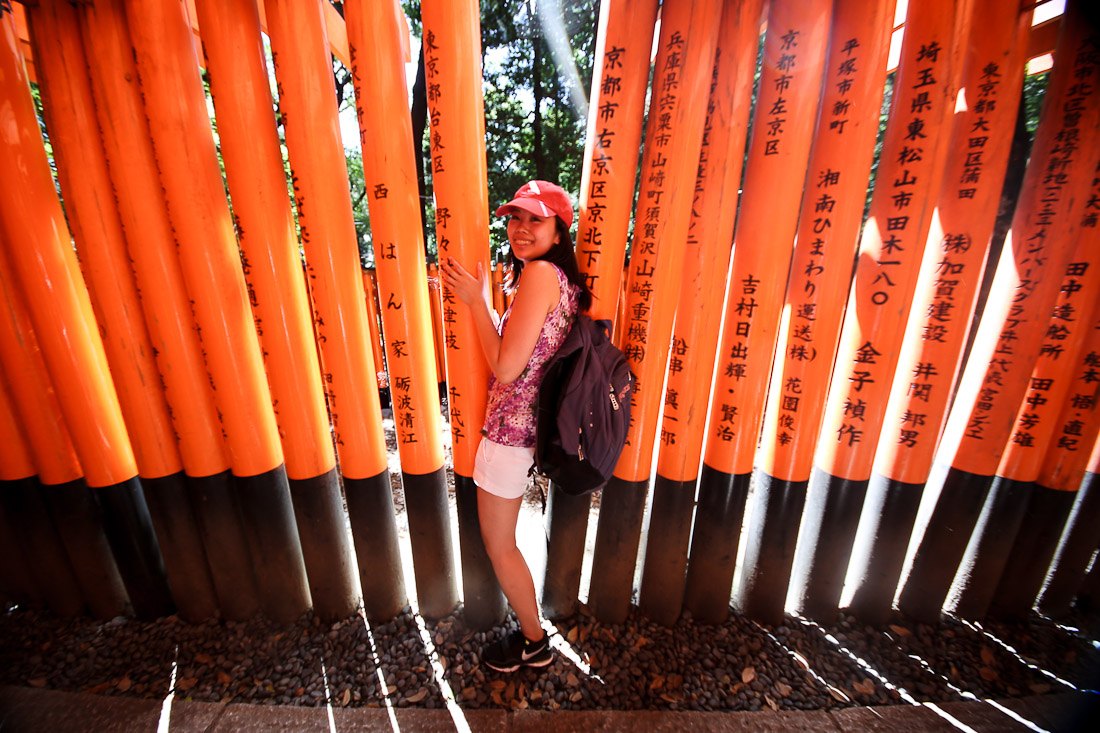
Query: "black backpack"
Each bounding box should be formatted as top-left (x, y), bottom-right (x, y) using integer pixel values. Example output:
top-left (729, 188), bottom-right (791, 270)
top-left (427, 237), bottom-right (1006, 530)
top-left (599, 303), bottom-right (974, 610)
top-left (534, 316), bottom-right (634, 495)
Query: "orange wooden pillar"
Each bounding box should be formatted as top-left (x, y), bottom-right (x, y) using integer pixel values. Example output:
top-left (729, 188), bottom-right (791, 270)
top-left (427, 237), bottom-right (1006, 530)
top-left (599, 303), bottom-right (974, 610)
top-left (541, 0), bottom-right (660, 621)
top-left (420, 0), bottom-right (493, 623)
top-left (427, 263), bottom-right (447, 387)
top-left (688, 0), bottom-right (831, 626)
top-left (0, 268), bottom-right (86, 616)
top-left (846, 0), bottom-right (1031, 625)
top-left (195, 0), bottom-right (370, 621)
top-left (346, 0), bottom-right (455, 623)
top-left (0, 10), bottom-right (174, 619)
top-left (685, 0), bottom-right (892, 626)
top-left (947, 190), bottom-right (1100, 619)
top-left (0, 373), bottom-right (37, 605)
top-left (588, 0), bottom-right (723, 625)
top-left (265, 0), bottom-right (426, 620)
top-left (0, 240), bottom-right (129, 620)
top-left (360, 269), bottom-right (389, 394)
top-left (490, 263), bottom-right (505, 317)
top-left (1038, 426), bottom-right (1100, 617)
top-left (77, 0), bottom-right (260, 621)
top-left (989, 272), bottom-right (1100, 618)
top-left (356, 269), bottom-right (387, 394)
top-left (793, 0), bottom-right (966, 622)
top-left (636, 0), bottom-right (766, 626)
top-left (28, 0), bottom-right (220, 622)
top-left (123, 0), bottom-right (321, 622)
top-left (748, 0), bottom-right (896, 624)
top-left (0, 399), bottom-right (35, 605)
top-left (900, 2), bottom-right (1100, 621)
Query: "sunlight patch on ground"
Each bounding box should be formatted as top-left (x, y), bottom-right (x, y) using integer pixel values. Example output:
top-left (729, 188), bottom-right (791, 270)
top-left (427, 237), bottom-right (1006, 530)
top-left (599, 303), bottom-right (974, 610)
top-left (360, 613), bottom-right (401, 732)
top-left (754, 621), bottom-right (853, 705)
top-left (543, 620), bottom-right (605, 683)
top-left (958, 618), bottom-right (1086, 694)
top-left (156, 644), bottom-right (179, 733)
top-left (794, 618), bottom-right (992, 733)
top-left (320, 657), bottom-right (337, 732)
top-left (413, 610), bottom-right (472, 733)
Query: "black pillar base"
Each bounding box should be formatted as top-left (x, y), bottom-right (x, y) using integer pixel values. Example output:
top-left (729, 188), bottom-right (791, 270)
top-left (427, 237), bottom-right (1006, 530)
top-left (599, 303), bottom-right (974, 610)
top-left (186, 470), bottom-right (261, 621)
top-left (402, 467), bottom-right (457, 620)
top-left (1038, 473), bottom-right (1100, 617)
top-left (97, 476), bottom-right (174, 619)
top-left (683, 468), bottom-right (750, 624)
top-left (639, 475), bottom-right (697, 626)
top-left (1, 477), bottom-right (83, 616)
top-left (41, 480), bottom-right (129, 619)
top-left (735, 473), bottom-right (807, 626)
top-left (288, 468), bottom-right (361, 620)
top-left (989, 485), bottom-right (1077, 619)
top-left (542, 483), bottom-right (591, 620)
top-left (790, 471), bottom-right (868, 622)
top-left (234, 466), bottom-right (311, 624)
top-left (846, 474), bottom-right (924, 626)
top-left (898, 467), bottom-right (992, 623)
top-left (141, 472), bottom-right (218, 622)
top-left (345, 472), bottom-right (406, 622)
top-left (588, 476), bottom-right (649, 624)
top-left (1075, 556), bottom-right (1100, 611)
top-left (949, 477), bottom-right (1036, 619)
top-left (0, 482), bottom-right (40, 608)
top-left (455, 474), bottom-right (504, 630)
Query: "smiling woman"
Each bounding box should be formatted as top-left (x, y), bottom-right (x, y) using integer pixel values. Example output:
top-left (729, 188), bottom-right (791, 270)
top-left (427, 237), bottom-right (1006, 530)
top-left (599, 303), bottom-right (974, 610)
top-left (440, 179), bottom-right (592, 673)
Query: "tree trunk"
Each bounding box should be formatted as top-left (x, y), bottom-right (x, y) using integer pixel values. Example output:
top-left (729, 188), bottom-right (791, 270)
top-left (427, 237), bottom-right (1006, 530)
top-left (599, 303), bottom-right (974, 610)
top-left (410, 48), bottom-right (430, 254)
top-left (532, 17), bottom-right (545, 179)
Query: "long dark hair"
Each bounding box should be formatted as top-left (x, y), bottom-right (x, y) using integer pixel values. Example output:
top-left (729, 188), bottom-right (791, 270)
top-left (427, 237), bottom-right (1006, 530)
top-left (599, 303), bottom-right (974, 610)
top-left (508, 218), bottom-right (593, 312)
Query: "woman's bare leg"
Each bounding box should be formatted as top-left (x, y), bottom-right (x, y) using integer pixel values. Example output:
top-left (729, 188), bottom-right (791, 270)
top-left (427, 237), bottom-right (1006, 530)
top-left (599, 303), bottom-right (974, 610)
top-left (477, 488), bottom-right (544, 641)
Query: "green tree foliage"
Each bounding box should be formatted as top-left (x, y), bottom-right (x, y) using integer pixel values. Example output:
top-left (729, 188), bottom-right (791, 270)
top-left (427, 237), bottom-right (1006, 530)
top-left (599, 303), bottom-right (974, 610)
top-left (480, 0), bottom-right (598, 252)
top-left (397, 0), bottom-right (598, 260)
top-left (1022, 70), bottom-right (1050, 139)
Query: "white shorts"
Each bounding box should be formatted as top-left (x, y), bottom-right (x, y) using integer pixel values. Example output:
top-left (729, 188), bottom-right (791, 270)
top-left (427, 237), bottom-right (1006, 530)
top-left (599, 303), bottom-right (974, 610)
top-left (473, 437), bottom-right (535, 500)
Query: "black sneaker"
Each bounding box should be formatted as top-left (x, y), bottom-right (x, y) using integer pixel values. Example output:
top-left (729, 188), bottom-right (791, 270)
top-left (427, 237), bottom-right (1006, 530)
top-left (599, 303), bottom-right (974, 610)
top-left (481, 629), bottom-right (553, 672)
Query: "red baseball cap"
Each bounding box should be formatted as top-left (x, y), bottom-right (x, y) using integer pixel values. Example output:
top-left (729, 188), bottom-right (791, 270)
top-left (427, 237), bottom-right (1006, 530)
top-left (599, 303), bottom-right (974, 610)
top-left (494, 180), bottom-right (574, 228)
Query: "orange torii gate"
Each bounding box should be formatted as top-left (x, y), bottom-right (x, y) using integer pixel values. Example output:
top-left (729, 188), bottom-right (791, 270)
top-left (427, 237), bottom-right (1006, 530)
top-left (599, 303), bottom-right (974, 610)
top-left (1, 0), bottom-right (1095, 634)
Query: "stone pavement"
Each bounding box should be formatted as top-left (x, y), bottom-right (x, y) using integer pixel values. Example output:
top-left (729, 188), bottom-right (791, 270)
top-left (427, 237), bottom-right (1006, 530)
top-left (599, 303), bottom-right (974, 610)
top-left (1, 685), bottom-right (1097, 732)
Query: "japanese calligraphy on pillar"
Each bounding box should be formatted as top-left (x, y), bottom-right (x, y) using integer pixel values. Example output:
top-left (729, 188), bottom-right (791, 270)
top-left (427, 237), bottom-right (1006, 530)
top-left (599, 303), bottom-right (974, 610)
top-left (816, 2), bottom-right (962, 480)
top-left (761, 29), bottom-right (800, 157)
top-left (1008, 263), bottom-right (1097, 452)
top-left (963, 50), bottom-right (1098, 445)
top-left (656, 0), bottom-right (763, 483)
top-left (874, 0), bottom-right (1030, 485)
top-left (1037, 291), bottom-right (1100, 492)
top-left (659, 55), bottom-right (716, 451)
top-left (575, 0), bottom-right (660, 323)
top-left (1001, 160), bottom-right (1100, 474)
top-left (621, 29), bottom-right (687, 431)
top-left (705, 0), bottom-right (833, 478)
top-left (611, 0), bottom-right (722, 483)
top-left (713, 273), bottom-right (759, 444)
top-left (418, 0), bottom-right (494, 477)
top-left (579, 42), bottom-right (627, 296)
top-left (759, 0), bottom-right (896, 484)
top-left (1053, 346), bottom-right (1100, 455)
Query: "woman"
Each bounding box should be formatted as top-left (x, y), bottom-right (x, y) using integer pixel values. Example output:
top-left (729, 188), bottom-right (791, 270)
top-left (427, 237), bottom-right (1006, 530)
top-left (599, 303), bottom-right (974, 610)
top-left (440, 180), bottom-right (592, 672)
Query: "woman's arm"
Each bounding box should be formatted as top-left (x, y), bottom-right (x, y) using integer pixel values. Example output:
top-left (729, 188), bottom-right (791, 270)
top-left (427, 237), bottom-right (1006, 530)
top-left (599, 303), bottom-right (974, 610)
top-left (441, 257), bottom-right (558, 383)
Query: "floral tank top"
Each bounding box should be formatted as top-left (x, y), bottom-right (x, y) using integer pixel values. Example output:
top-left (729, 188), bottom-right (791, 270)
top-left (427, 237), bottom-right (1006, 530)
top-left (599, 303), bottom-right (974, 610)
top-left (483, 264), bottom-right (579, 447)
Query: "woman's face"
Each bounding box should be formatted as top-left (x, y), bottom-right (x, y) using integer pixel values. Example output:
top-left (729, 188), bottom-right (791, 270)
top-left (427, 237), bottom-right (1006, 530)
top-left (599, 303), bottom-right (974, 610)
top-left (507, 210), bottom-right (559, 262)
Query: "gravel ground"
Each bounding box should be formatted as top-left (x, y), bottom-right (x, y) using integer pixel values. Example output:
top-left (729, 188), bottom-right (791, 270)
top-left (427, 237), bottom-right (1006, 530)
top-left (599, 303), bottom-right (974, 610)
top-left (2, 601), bottom-right (1098, 713)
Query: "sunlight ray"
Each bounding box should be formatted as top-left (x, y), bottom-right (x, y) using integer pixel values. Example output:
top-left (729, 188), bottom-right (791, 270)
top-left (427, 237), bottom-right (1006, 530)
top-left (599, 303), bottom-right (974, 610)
top-left (156, 644), bottom-right (179, 733)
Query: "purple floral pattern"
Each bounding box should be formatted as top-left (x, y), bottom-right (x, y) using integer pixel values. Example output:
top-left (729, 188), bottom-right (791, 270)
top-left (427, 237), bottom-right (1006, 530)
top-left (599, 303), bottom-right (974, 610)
top-left (483, 265), bottom-right (578, 447)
